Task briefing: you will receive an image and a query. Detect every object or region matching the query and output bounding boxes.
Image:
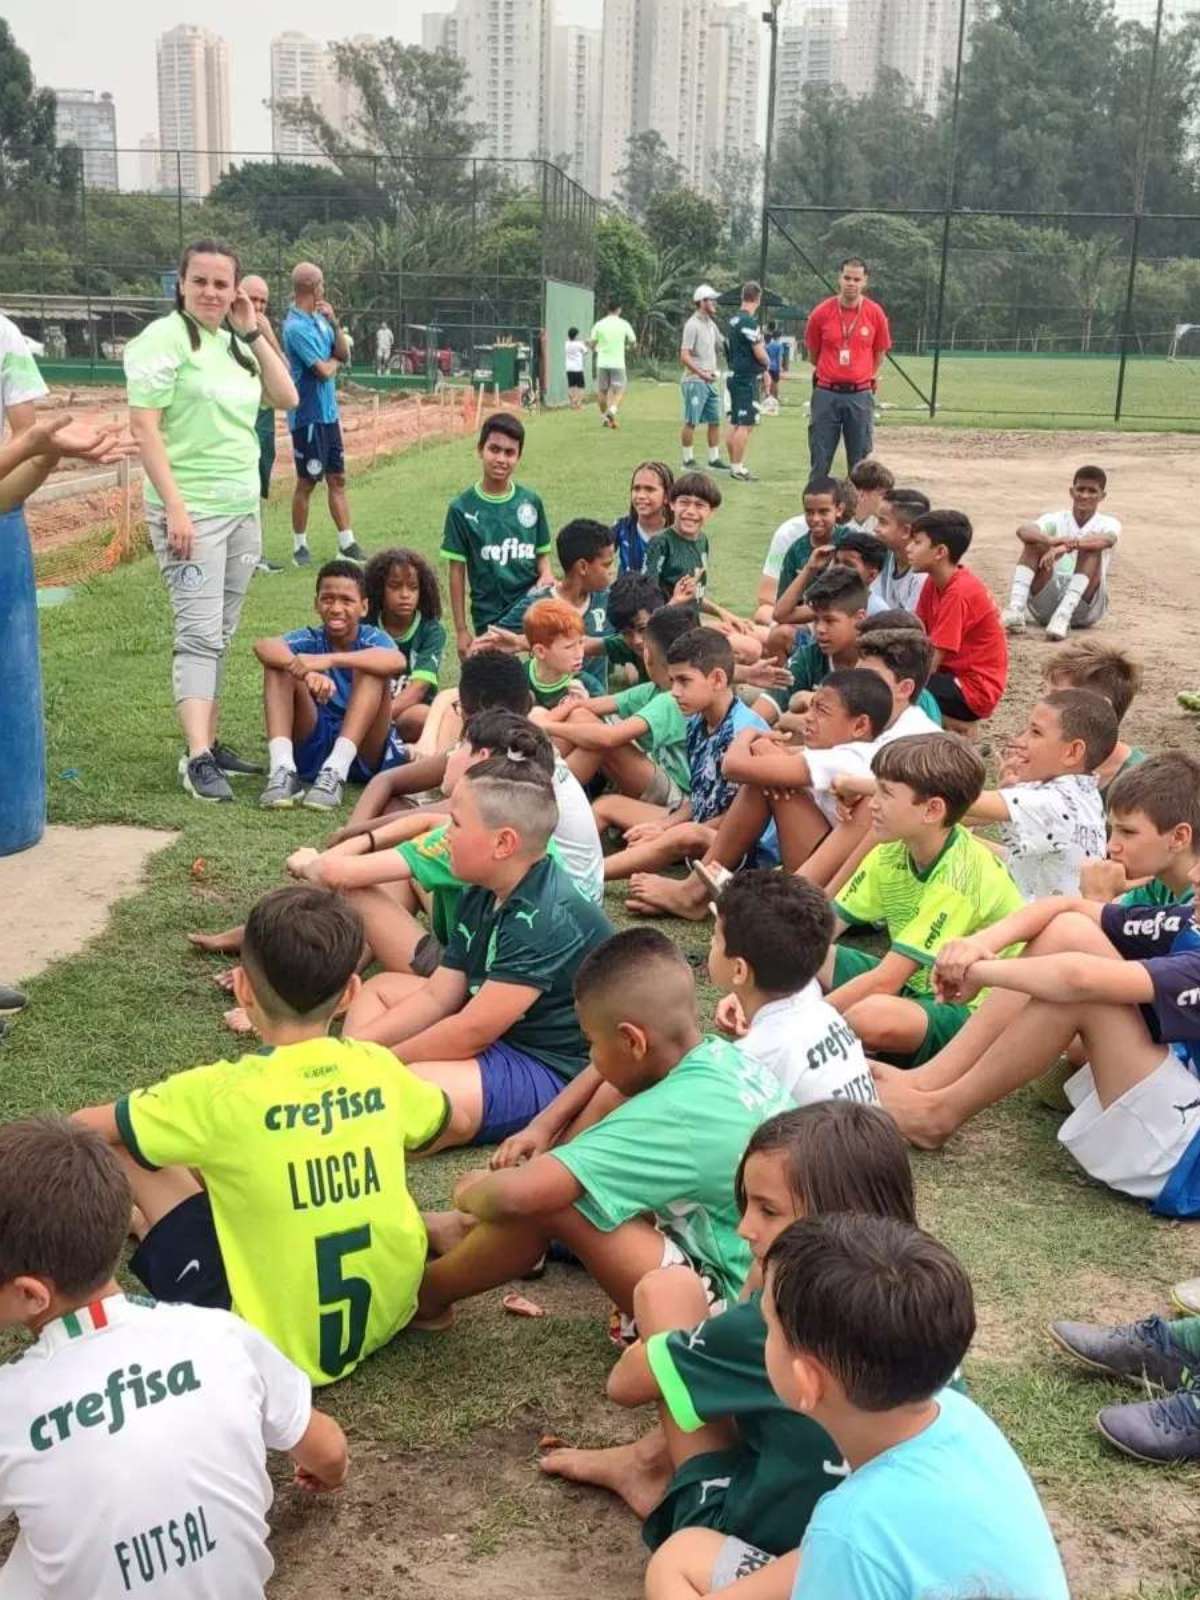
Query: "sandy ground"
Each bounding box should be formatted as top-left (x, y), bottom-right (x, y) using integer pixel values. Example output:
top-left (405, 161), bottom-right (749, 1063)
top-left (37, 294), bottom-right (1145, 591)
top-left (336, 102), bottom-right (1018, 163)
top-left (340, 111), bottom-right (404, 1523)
top-left (0, 825), bottom-right (177, 984)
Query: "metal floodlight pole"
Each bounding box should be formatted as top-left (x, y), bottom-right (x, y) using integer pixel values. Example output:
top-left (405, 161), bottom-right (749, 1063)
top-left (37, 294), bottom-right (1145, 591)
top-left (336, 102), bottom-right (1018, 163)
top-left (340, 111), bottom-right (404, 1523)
top-left (1114, 0), bottom-right (1167, 423)
top-left (758, 0), bottom-right (782, 288)
top-left (927, 0), bottom-right (969, 420)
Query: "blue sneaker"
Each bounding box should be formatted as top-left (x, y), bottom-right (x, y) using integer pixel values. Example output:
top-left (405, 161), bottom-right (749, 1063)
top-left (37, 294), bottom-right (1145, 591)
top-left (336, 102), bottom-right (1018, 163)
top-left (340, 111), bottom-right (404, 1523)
top-left (1049, 1315), bottom-right (1197, 1393)
top-left (1097, 1386), bottom-right (1200, 1464)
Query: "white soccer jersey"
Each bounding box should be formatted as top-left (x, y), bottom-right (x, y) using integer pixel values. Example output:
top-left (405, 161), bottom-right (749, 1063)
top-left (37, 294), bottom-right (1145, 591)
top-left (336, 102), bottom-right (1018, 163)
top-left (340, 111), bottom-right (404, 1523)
top-left (1036, 509), bottom-right (1121, 581)
top-left (0, 313), bottom-right (48, 412)
top-left (1000, 773), bottom-right (1106, 900)
top-left (738, 986), bottom-right (877, 1105)
top-left (0, 1294), bottom-right (311, 1600)
top-left (875, 704), bottom-right (942, 745)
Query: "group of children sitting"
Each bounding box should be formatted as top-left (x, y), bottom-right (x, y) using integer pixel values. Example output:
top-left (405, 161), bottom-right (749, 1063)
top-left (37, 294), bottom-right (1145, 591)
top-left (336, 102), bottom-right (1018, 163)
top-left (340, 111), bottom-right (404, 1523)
top-left (6, 410), bottom-right (1194, 1600)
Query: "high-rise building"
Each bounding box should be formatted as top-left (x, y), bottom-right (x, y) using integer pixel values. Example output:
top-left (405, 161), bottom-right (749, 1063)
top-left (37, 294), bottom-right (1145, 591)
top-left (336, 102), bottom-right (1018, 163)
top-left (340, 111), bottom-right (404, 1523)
top-left (597, 0), bottom-right (638, 198)
top-left (547, 25), bottom-right (601, 191)
top-left (706, 6), bottom-right (761, 175)
top-left (137, 132), bottom-right (163, 194)
top-left (422, 0), bottom-right (551, 163)
top-left (156, 25), bottom-right (232, 198)
top-left (53, 89), bottom-right (118, 191)
top-left (776, 8), bottom-right (845, 128)
top-left (270, 32), bottom-right (332, 163)
top-left (842, 0), bottom-right (976, 114)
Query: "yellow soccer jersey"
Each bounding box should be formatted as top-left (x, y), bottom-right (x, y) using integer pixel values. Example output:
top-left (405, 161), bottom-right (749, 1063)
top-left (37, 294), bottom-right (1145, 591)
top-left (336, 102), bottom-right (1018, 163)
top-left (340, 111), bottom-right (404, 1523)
top-left (117, 1037), bottom-right (450, 1385)
top-left (834, 825), bottom-right (1023, 1005)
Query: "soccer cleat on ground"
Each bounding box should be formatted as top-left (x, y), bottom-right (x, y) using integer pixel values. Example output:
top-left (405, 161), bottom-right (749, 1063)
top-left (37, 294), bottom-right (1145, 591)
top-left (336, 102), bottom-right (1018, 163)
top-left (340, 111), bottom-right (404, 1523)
top-left (259, 767), bottom-right (305, 809)
top-left (729, 469), bottom-right (756, 483)
top-left (1002, 606), bottom-right (1027, 633)
top-left (1176, 690), bottom-right (1200, 713)
top-left (707, 458), bottom-right (731, 471)
top-left (255, 559), bottom-right (284, 575)
top-left (303, 767), bottom-right (345, 811)
top-left (292, 545), bottom-right (313, 567)
top-left (340, 540), bottom-right (367, 563)
top-left (1048, 1314), bottom-right (1196, 1393)
top-left (179, 752), bottom-right (234, 803)
top-left (211, 741), bottom-right (265, 777)
top-left (1096, 1386), bottom-right (1200, 1464)
top-left (0, 985), bottom-right (27, 1016)
top-left (1172, 1277), bottom-right (1200, 1316)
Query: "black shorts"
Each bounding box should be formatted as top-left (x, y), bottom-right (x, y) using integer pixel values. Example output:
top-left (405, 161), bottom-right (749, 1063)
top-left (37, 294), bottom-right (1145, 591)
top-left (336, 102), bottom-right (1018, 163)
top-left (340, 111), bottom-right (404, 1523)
top-left (927, 671), bottom-right (982, 724)
top-left (129, 1191), bottom-right (232, 1310)
top-left (727, 375), bottom-right (758, 427)
top-left (566, 370), bottom-right (585, 390)
top-left (292, 420), bottom-right (345, 482)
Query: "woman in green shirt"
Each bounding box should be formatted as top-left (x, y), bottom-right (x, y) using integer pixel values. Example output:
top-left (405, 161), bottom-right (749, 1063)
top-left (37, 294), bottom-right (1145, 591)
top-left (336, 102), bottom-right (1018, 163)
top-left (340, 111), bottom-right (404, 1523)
top-left (126, 240), bottom-right (297, 801)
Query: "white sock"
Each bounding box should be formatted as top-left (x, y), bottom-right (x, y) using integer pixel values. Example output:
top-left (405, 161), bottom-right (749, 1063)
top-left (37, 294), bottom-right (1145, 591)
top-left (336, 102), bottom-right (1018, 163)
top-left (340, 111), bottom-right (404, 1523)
top-left (1007, 565), bottom-right (1034, 611)
top-left (731, 465), bottom-right (748, 477)
top-left (336, 528), bottom-right (357, 552)
top-left (1052, 572), bottom-right (1090, 625)
top-left (292, 532), bottom-right (308, 553)
top-left (682, 448), bottom-right (695, 464)
top-left (708, 447), bottom-right (721, 463)
top-left (268, 737), bottom-right (295, 774)
top-left (324, 736), bottom-right (358, 781)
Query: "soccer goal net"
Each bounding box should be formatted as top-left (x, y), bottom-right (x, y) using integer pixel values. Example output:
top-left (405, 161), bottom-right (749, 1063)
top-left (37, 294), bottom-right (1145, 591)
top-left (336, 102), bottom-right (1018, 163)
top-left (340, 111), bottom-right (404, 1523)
top-left (1167, 323), bottom-right (1200, 360)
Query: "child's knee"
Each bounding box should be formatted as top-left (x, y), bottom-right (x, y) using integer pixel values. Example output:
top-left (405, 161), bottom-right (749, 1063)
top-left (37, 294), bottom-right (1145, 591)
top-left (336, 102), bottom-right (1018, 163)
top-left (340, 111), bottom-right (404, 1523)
top-left (845, 994), bottom-right (916, 1051)
top-left (632, 1263), bottom-right (707, 1329)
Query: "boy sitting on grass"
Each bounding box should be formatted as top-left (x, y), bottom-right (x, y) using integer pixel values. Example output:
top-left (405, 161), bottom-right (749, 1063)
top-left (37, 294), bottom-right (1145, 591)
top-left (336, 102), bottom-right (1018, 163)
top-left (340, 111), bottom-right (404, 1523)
top-left (820, 732), bottom-right (1023, 1067)
top-left (74, 887), bottom-right (456, 1386)
top-left (647, 472), bottom-right (759, 651)
top-left (1080, 753), bottom-right (1200, 909)
top-left (0, 1118), bottom-right (349, 1596)
top-left (603, 572), bottom-right (662, 688)
top-left (522, 597), bottom-right (590, 710)
top-left (872, 486), bottom-right (931, 612)
top-left (962, 688), bottom-right (1115, 899)
top-left (547, 602), bottom-right (697, 810)
top-left (767, 475), bottom-right (852, 649)
top-left (343, 754), bottom-right (611, 1147)
top-left (845, 456), bottom-right (894, 532)
top-left (1003, 463), bottom-right (1118, 641)
top-left (763, 1215), bottom-right (1068, 1600)
top-left (755, 475), bottom-right (849, 627)
top-left (910, 510), bottom-right (1008, 733)
top-left (441, 411), bottom-right (553, 659)
top-left (875, 859), bottom-right (1200, 1222)
top-left (597, 628), bottom-right (776, 884)
top-left (1041, 637), bottom-right (1146, 801)
top-left (761, 565), bottom-right (868, 721)
top-left (256, 558), bottom-right (408, 812)
top-left (834, 529), bottom-right (890, 613)
top-left (414, 928), bottom-right (794, 1327)
top-left (487, 517), bottom-right (616, 693)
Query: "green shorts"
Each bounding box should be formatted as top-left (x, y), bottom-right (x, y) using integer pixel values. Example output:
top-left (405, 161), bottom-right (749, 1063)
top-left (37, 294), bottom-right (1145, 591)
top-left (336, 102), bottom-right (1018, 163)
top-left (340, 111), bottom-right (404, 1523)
top-left (830, 944), bottom-right (971, 1067)
top-left (641, 1446), bottom-right (743, 1551)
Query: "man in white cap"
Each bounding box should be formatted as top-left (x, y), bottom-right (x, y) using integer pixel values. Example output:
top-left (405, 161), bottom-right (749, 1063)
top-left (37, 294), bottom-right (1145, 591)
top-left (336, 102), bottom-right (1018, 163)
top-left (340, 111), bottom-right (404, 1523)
top-left (679, 285), bottom-right (729, 471)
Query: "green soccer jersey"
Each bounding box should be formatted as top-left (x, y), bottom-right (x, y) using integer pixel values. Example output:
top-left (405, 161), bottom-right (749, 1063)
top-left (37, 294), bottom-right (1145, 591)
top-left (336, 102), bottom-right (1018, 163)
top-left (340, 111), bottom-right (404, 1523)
top-left (441, 481), bottom-right (551, 631)
top-left (390, 612), bottom-right (446, 695)
top-left (397, 823), bottom-right (568, 943)
top-left (834, 826), bottom-right (1023, 1006)
top-left (645, 1294), bottom-right (848, 1555)
top-left (1101, 745), bottom-right (1149, 808)
top-left (604, 634), bottom-right (651, 687)
top-left (727, 309), bottom-right (763, 378)
top-left (527, 659), bottom-right (579, 710)
top-left (1119, 876), bottom-right (1196, 908)
top-left (551, 1036), bottom-right (793, 1301)
top-left (499, 583), bottom-right (611, 693)
top-left (614, 681), bottom-right (691, 793)
top-left (116, 1037), bottom-right (450, 1385)
top-left (776, 525), bottom-right (851, 598)
top-left (645, 529), bottom-right (709, 603)
top-left (442, 854), bottom-right (612, 1078)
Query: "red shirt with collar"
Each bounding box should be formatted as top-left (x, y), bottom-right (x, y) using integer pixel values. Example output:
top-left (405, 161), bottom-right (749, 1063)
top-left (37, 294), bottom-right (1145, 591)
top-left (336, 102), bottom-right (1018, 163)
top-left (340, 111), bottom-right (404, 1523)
top-left (916, 564), bottom-right (1008, 718)
top-left (805, 295), bottom-right (892, 387)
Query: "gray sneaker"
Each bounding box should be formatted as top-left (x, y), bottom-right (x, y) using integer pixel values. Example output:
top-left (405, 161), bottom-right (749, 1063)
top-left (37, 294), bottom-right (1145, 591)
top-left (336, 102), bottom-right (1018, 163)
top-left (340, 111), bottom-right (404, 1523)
top-left (179, 751), bottom-right (234, 803)
top-left (292, 545), bottom-right (312, 568)
top-left (1048, 1315), bottom-right (1197, 1393)
top-left (260, 766), bottom-right (305, 809)
top-left (303, 767), bottom-right (345, 811)
top-left (1097, 1386), bottom-right (1200, 1464)
top-left (0, 985), bottom-right (27, 1015)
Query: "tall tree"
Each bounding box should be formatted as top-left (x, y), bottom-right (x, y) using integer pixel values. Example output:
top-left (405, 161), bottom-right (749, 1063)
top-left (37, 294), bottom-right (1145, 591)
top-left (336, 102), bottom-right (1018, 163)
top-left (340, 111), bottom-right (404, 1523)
top-left (0, 19), bottom-right (58, 192)
top-left (643, 187), bottom-right (724, 267)
top-left (615, 131), bottom-right (685, 221)
top-left (709, 146), bottom-right (763, 252)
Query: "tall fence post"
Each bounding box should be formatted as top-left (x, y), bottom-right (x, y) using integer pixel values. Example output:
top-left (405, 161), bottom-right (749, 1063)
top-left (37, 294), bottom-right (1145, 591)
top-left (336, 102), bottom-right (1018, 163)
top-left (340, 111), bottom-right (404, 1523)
top-left (928, 0), bottom-right (969, 420)
top-left (1114, 0), bottom-right (1167, 423)
top-left (175, 151), bottom-right (184, 255)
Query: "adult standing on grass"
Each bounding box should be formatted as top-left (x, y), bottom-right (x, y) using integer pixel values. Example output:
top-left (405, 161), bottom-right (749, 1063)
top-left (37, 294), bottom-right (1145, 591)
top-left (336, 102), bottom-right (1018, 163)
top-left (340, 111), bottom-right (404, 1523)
top-left (588, 300), bottom-right (636, 429)
top-left (240, 272), bottom-right (286, 575)
top-left (804, 257), bottom-right (891, 477)
top-left (726, 280), bottom-right (769, 483)
top-left (125, 239), bottom-right (298, 803)
top-left (680, 285), bottom-right (729, 473)
top-left (282, 261), bottom-right (365, 567)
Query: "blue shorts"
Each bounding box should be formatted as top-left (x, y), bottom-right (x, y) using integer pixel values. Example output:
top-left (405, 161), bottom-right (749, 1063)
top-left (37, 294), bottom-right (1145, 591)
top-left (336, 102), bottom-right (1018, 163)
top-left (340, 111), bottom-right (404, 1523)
top-left (129, 1191), bottom-right (232, 1311)
top-left (475, 1041), bottom-right (567, 1145)
top-left (292, 420), bottom-right (345, 481)
top-left (681, 378), bottom-right (721, 427)
top-left (295, 702), bottom-right (407, 784)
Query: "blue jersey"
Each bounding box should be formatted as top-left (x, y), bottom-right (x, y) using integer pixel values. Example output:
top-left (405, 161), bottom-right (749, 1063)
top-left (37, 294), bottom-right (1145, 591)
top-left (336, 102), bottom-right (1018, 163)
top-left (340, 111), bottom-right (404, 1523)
top-left (282, 307), bottom-right (340, 428)
top-left (284, 622), bottom-right (395, 713)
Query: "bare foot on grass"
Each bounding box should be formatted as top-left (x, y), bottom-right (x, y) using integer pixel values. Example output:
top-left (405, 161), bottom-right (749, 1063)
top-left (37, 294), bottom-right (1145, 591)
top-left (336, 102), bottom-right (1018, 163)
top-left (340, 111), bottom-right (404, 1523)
top-left (187, 924), bottom-right (244, 954)
top-left (423, 1209), bottom-right (478, 1257)
top-left (626, 872), bottom-right (711, 921)
top-left (540, 1429), bottom-right (673, 1519)
top-left (222, 1005), bottom-right (256, 1037)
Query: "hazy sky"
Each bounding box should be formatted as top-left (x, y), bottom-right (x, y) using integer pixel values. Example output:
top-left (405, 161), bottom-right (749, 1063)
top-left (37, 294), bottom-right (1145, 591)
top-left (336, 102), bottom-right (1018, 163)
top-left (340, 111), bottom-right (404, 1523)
top-left (8, 1), bottom-right (601, 164)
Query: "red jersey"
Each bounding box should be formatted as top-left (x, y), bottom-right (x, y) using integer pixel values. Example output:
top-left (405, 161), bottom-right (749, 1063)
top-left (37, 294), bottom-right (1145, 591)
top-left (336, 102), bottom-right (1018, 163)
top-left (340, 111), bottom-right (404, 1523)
top-left (916, 565), bottom-right (1008, 718)
top-left (805, 296), bottom-right (891, 387)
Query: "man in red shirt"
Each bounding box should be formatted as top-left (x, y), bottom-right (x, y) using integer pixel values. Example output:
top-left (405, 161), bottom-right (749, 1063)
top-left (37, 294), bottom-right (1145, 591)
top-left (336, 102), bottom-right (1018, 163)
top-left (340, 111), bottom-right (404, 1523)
top-left (804, 257), bottom-right (891, 477)
top-left (908, 509), bottom-right (1008, 732)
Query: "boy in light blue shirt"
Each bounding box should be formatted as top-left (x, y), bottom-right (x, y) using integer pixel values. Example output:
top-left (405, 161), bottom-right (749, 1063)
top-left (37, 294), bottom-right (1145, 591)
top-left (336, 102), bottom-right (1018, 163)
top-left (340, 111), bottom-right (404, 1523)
top-left (763, 1213), bottom-right (1068, 1600)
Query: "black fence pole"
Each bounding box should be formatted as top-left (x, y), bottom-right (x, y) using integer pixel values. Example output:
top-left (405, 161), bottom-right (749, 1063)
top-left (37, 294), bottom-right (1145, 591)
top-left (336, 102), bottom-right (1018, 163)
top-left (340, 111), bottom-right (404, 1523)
top-left (928, 0), bottom-right (969, 419)
top-left (758, 0), bottom-right (781, 289)
top-left (1114, 0), bottom-right (1167, 423)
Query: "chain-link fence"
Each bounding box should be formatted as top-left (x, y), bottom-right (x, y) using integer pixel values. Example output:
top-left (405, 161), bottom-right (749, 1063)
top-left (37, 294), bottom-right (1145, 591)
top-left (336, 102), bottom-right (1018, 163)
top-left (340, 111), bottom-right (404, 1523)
top-left (0, 152), bottom-right (597, 393)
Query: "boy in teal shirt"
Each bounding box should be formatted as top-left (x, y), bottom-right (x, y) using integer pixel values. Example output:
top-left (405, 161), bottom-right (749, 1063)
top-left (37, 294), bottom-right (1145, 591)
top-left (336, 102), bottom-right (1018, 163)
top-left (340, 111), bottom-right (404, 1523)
top-left (441, 412), bottom-right (552, 657)
top-left (415, 928), bottom-right (793, 1327)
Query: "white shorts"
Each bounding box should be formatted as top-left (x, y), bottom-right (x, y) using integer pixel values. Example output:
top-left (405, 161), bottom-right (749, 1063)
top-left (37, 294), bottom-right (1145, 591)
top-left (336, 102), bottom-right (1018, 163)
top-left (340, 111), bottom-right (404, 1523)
top-left (609, 1233), bottom-right (727, 1346)
top-left (1028, 571), bottom-right (1107, 629)
top-left (640, 763), bottom-right (685, 809)
top-left (711, 1537), bottom-right (774, 1590)
top-left (1058, 1052), bottom-right (1200, 1199)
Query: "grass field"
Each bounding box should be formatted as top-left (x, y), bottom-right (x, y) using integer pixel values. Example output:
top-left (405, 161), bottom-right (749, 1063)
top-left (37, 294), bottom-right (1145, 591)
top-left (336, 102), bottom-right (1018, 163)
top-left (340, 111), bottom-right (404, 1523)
top-left (8, 382), bottom-right (1200, 1597)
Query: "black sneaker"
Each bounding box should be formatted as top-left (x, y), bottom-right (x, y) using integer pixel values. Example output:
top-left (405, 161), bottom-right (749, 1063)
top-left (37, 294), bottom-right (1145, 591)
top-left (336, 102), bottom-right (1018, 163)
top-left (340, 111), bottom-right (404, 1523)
top-left (255, 559), bottom-right (284, 575)
top-left (707, 458), bottom-right (731, 471)
top-left (729, 468), bottom-right (757, 483)
top-left (212, 741), bottom-right (265, 778)
top-left (179, 751), bottom-right (234, 803)
top-left (1049, 1315), bottom-right (1197, 1394)
top-left (409, 933), bottom-right (445, 978)
top-left (1097, 1386), bottom-right (1200, 1464)
top-left (339, 540), bottom-right (367, 563)
top-left (292, 545), bottom-right (312, 568)
top-left (0, 985), bottom-right (27, 1016)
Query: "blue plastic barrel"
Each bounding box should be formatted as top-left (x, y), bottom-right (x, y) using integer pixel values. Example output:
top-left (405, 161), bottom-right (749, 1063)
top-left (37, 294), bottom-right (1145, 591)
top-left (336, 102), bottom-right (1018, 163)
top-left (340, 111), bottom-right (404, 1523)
top-left (0, 506), bottom-right (46, 855)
